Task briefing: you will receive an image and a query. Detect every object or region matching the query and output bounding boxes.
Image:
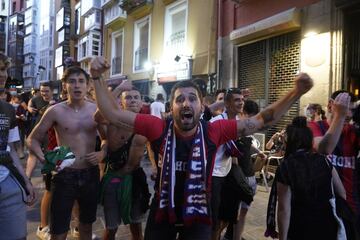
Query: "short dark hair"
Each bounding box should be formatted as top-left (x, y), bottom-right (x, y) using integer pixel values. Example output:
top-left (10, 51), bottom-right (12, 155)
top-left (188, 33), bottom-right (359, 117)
top-left (243, 100), bottom-right (259, 116)
top-left (285, 116), bottom-right (313, 158)
top-left (40, 82), bottom-right (53, 90)
top-left (331, 90), bottom-right (356, 102)
top-left (170, 80), bottom-right (202, 105)
top-left (224, 88), bottom-right (242, 103)
top-left (61, 66), bottom-right (90, 83)
top-left (215, 89), bottom-right (226, 98)
top-left (156, 93), bottom-right (164, 101)
top-left (0, 53), bottom-right (11, 68)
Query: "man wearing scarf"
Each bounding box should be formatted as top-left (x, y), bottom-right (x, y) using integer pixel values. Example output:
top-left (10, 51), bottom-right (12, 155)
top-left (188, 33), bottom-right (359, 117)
top-left (91, 56), bottom-right (314, 240)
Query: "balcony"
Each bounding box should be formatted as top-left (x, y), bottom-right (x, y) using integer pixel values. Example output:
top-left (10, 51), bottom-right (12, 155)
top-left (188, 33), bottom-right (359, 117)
top-left (111, 56), bottom-right (122, 75)
top-left (104, 1), bottom-right (127, 27)
top-left (77, 30), bottom-right (102, 62)
top-left (81, 0), bottom-right (101, 17)
top-left (84, 10), bottom-right (102, 32)
top-left (24, 8), bottom-right (36, 26)
top-left (101, 0), bottom-right (113, 8)
top-left (119, 0), bottom-right (153, 19)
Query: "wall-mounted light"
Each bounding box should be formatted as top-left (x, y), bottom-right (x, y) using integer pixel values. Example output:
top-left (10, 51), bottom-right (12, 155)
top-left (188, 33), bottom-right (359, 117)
top-left (174, 55), bottom-right (181, 62)
top-left (304, 31), bottom-right (318, 38)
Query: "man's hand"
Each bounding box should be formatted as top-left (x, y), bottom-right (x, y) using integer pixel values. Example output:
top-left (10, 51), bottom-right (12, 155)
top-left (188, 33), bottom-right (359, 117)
top-left (90, 57), bottom-right (110, 78)
top-left (25, 181), bottom-right (36, 206)
top-left (331, 92), bottom-right (350, 117)
top-left (294, 73), bottom-right (313, 95)
top-left (85, 150), bottom-right (106, 165)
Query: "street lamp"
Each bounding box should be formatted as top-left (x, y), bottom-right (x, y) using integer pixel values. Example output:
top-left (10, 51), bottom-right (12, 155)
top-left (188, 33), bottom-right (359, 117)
top-left (174, 54), bottom-right (193, 80)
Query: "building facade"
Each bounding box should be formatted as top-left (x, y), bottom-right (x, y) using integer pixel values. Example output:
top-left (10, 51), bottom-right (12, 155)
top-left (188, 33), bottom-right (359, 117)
top-left (218, 0), bottom-right (360, 138)
top-left (102, 0), bottom-right (217, 99)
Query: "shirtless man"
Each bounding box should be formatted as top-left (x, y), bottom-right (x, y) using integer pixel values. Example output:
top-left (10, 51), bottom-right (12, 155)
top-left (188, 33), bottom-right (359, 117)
top-left (90, 56), bottom-right (313, 240)
top-left (27, 66), bottom-right (107, 240)
top-left (95, 85), bottom-right (150, 240)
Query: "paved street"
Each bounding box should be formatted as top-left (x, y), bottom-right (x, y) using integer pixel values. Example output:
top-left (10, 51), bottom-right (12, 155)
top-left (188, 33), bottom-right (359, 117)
top-left (26, 160), bottom-right (271, 240)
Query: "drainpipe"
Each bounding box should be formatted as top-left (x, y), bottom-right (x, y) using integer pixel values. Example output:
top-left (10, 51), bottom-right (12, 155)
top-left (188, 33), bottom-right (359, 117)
top-left (217, 0), bottom-right (223, 89)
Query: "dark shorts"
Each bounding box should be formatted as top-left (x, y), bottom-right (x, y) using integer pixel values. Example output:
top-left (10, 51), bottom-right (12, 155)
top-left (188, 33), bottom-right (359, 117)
top-left (50, 166), bottom-right (100, 235)
top-left (43, 173), bottom-right (52, 191)
top-left (144, 199), bottom-right (211, 240)
top-left (211, 176), bottom-right (226, 228)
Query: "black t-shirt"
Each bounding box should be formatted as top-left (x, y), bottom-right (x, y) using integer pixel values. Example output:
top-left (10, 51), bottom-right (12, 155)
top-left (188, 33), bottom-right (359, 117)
top-left (0, 100), bottom-right (16, 151)
top-left (30, 96), bottom-right (49, 124)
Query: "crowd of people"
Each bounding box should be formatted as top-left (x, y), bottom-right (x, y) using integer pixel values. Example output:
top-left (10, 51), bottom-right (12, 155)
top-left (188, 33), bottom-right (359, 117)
top-left (0, 52), bottom-right (359, 240)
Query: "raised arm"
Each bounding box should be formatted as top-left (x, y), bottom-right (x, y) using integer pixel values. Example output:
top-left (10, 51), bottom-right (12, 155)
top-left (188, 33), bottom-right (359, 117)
top-left (91, 57), bottom-right (137, 132)
top-left (26, 106), bottom-right (56, 162)
top-left (236, 73), bottom-right (313, 137)
top-left (313, 93), bottom-right (350, 154)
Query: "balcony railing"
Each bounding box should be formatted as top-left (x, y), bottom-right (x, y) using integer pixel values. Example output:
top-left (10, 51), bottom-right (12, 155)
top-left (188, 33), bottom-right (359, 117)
top-left (119, 0), bottom-right (153, 18)
top-left (81, 0), bottom-right (101, 17)
top-left (111, 56), bottom-right (122, 75)
top-left (104, 1), bottom-right (127, 26)
top-left (134, 47), bottom-right (148, 71)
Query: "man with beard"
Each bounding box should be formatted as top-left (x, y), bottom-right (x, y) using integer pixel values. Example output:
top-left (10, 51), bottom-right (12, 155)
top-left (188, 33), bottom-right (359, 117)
top-left (27, 66), bottom-right (107, 240)
top-left (308, 90), bottom-right (360, 235)
top-left (90, 56), bottom-right (313, 240)
top-left (95, 86), bottom-right (150, 240)
top-left (0, 53), bottom-right (35, 239)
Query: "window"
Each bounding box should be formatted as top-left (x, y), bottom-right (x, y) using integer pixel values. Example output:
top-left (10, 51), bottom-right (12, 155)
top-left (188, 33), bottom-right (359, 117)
top-left (12, 2), bottom-right (16, 14)
top-left (133, 15), bottom-right (150, 72)
top-left (55, 46), bottom-right (63, 67)
top-left (111, 29), bottom-right (124, 76)
top-left (164, 0), bottom-right (187, 60)
top-left (84, 10), bottom-right (101, 31)
top-left (74, 2), bottom-right (81, 35)
top-left (1, 0), bottom-right (5, 11)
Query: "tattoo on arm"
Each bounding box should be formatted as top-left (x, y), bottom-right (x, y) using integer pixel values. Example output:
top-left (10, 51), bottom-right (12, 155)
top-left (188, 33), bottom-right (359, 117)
top-left (260, 108), bottom-right (275, 125)
top-left (245, 119), bottom-right (256, 130)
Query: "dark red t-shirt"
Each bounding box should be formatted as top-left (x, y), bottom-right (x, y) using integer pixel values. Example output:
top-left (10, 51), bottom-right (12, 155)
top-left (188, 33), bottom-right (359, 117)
top-left (134, 114), bottom-right (237, 221)
top-left (308, 120), bottom-right (360, 215)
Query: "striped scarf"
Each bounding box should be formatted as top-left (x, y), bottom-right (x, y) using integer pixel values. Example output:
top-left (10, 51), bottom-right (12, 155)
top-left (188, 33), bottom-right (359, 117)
top-left (155, 121), bottom-right (211, 225)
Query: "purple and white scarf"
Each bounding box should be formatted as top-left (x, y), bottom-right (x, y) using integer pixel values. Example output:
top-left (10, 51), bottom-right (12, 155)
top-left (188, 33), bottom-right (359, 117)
top-left (155, 121), bottom-right (211, 225)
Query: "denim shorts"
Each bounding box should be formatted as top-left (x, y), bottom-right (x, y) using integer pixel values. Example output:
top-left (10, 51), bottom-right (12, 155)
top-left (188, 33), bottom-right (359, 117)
top-left (50, 166), bottom-right (100, 235)
top-left (0, 174), bottom-right (27, 240)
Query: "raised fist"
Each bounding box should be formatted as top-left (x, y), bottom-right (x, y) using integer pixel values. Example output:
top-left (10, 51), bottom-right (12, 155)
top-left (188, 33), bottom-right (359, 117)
top-left (90, 57), bottom-right (110, 78)
top-left (294, 73), bottom-right (313, 95)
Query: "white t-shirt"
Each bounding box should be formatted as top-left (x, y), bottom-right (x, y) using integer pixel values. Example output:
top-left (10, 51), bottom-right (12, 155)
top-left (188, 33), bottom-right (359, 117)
top-left (150, 101), bottom-right (165, 119)
top-left (0, 127), bottom-right (20, 182)
top-left (210, 112), bottom-right (239, 177)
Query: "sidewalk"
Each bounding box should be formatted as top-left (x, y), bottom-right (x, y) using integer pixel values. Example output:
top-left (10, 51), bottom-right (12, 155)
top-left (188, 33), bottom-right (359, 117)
top-left (26, 161), bottom-right (271, 239)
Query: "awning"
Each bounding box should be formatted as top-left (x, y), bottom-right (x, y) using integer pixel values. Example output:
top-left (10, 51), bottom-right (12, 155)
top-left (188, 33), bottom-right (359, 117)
top-left (230, 8), bottom-right (301, 45)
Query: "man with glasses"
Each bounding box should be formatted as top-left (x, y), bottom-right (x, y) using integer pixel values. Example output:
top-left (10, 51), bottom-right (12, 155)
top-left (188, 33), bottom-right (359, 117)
top-left (308, 90), bottom-right (360, 234)
top-left (91, 56), bottom-right (313, 240)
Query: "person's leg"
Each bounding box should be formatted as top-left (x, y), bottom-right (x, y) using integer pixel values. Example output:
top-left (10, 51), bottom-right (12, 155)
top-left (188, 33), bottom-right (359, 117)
top-left (0, 175), bottom-right (27, 240)
top-left (144, 200), bottom-right (176, 240)
top-left (77, 167), bottom-right (100, 239)
top-left (233, 208), bottom-right (248, 240)
top-left (211, 176), bottom-right (225, 240)
top-left (25, 152), bottom-right (37, 177)
top-left (130, 223), bottom-right (143, 240)
top-left (40, 174), bottom-right (52, 229)
top-left (103, 179), bottom-right (121, 240)
top-left (180, 223), bottom-right (212, 240)
top-left (50, 172), bottom-right (77, 239)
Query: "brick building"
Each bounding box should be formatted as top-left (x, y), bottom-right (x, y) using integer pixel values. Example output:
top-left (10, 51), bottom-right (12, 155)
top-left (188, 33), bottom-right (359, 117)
top-left (218, 0), bottom-right (360, 138)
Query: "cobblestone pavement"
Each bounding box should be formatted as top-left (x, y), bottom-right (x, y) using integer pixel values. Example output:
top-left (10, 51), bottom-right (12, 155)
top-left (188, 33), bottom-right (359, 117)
top-left (26, 159), bottom-right (271, 240)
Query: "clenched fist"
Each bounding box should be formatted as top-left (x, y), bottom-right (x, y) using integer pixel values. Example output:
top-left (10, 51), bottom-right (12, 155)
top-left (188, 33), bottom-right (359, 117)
top-left (294, 73), bottom-right (313, 95)
top-left (90, 57), bottom-right (110, 78)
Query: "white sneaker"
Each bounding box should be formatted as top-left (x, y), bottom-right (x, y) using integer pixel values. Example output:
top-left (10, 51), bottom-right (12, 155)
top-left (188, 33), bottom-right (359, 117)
top-left (36, 226), bottom-right (51, 240)
top-left (71, 227), bottom-right (97, 239)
